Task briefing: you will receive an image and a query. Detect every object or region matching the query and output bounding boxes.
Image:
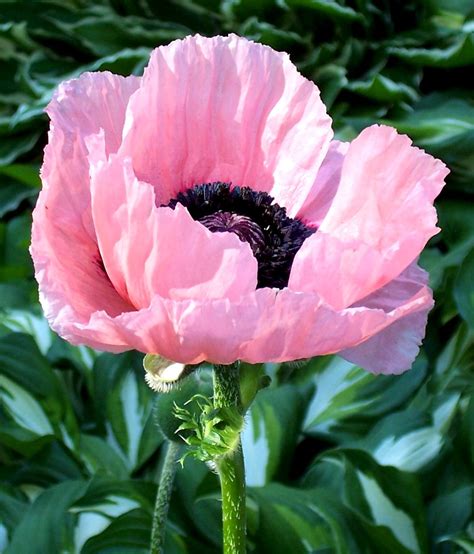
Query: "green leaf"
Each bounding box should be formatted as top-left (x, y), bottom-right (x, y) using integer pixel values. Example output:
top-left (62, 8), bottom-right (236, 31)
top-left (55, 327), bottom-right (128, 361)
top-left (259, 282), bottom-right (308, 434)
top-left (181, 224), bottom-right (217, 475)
top-left (51, 9), bottom-right (189, 57)
top-left (0, 182), bottom-right (36, 218)
top-left (282, 0), bottom-right (363, 22)
top-left (303, 356), bottom-right (426, 440)
top-left (69, 478), bottom-right (153, 552)
top-left (78, 434), bottom-right (129, 479)
top-left (0, 485), bottom-right (28, 536)
top-left (242, 384), bottom-right (309, 486)
top-left (250, 485), bottom-right (346, 553)
top-left (0, 332), bottom-right (80, 454)
top-left (0, 164), bottom-right (40, 188)
top-left (0, 127), bottom-right (42, 166)
top-left (428, 486), bottom-right (474, 547)
top-left (93, 352), bottom-right (162, 470)
top-left (0, 214), bottom-right (33, 281)
top-left (239, 17), bottom-right (308, 50)
top-left (5, 480), bottom-right (88, 554)
top-left (356, 395), bottom-right (459, 472)
top-left (383, 92), bottom-right (474, 191)
top-left (174, 457), bottom-right (222, 546)
top-left (0, 282), bottom-right (36, 309)
top-left (389, 29), bottom-right (474, 67)
top-left (453, 247), bottom-right (474, 328)
top-left (347, 74), bottom-right (419, 103)
top-left (303, 449), bottom-right (427, 553)
top-left (8, 441), bottom-right (84, 486)
top-left (79, 509), bottom-right (152, 554)
top-left (0, 373), bottom-right (54, 436)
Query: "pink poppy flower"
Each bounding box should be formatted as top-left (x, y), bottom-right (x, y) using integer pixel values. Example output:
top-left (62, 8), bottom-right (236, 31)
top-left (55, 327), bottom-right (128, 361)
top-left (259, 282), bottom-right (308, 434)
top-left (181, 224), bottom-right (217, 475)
top-left (30, 34), bottom-right (448, 374)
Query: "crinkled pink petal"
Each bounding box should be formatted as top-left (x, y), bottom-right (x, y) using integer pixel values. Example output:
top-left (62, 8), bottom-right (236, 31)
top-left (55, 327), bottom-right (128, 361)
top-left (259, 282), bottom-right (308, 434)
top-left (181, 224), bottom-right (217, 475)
top-left (296, 140), bottom-right (349, 227)
top-left (89, 152), bottom-right (258, 307)
top-left (31, 73), bottom-right (140, 335)
top-left (289, 125), bottom-right (448, 309)
top-left (56, 276), bottom-right (430, 371)
top-left (119, 34), bottom-right (332, 214)
top-left (42, 72), bottom-right (139, 240)
top-left (340, 263), bottom-right (432, 374)
top-left (31, 187), bottom-right (134, 332)
top-left (30, 38), bottom-right (444, 377)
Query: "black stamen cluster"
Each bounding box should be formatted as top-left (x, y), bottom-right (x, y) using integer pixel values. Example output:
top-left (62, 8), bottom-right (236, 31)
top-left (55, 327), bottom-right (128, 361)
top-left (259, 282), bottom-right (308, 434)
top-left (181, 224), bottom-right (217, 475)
top-left (166, 182), bottom-right (315, 289)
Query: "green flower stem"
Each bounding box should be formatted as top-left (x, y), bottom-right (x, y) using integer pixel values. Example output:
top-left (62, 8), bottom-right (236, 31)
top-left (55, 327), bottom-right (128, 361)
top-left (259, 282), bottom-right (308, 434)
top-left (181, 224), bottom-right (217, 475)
top-left (150, 440), bottom-right (181, 554)
top-left (213, 363), bottom-right (247, 554)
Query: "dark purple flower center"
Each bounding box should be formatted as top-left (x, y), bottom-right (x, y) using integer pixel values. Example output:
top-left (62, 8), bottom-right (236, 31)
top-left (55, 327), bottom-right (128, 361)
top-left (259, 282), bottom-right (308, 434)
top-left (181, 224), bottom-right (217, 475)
top-left (166, 182), bottom-right (314, 289)
top-left (198, 212), bottom-right (266, 253)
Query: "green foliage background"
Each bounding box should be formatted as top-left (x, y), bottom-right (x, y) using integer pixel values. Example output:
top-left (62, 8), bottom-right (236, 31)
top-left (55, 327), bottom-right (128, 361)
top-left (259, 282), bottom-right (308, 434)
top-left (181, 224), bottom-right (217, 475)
top-left (0, 0), bottom-right (473, 552)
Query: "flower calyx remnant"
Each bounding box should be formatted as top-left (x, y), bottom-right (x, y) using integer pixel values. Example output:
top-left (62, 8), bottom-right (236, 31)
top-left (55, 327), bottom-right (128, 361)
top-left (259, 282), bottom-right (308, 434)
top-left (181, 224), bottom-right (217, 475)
top-left (143, 353), bottom-right (195, 392)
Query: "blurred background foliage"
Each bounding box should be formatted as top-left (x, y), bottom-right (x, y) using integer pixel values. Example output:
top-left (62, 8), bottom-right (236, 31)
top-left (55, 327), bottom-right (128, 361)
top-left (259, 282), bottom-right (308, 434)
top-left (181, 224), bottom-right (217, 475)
top-left (0, 0), bottom-right (473, 552)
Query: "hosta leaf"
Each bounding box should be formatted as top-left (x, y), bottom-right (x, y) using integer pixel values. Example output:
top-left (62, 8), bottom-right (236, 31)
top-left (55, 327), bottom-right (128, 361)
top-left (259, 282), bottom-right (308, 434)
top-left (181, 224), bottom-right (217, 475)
top-left (0, 333), bottom-right (54, 391)
top-left (8, 441), bottom-right (84, 486)
top-left (282, 0), bottom-right (363, 22)
top-left (303, 448), bottom-right (427, 553)
top-left (389, 29), bottom-right (474, 67)
top-left (250, 484), bottom-right (356, 553)
top-left (0, 183), bottom-right (36, 218)
top-left (0, 164), bottom-right (41, 188)
top-left (79, 509), bottom-right (152, 554)
top-left (303, 356), bottom-right (426, 440)
top-left (356, 394), bottom-right (459, 472)
top-left (242, 383), bottom-right (309, 486)
top-left (384, 92), bottom-right (474, 191)
top-left (0, 485), bottom-right (28, 539)
top-left (0, 332), bottom-right (80, 453)
top-left (0, 282), bottom-right (36, 310)
top-left (0, 374), bottom-right (54, 436)
top-left (4, 480), bottom-right (88, 554)
top-left (174, 457), bottom-right (222, 546)
top-left (51, 10), bottom-right (188, 57)
top-left (438, 201), bottom-right (474, 249)
top-left (69, 478), bottom-right (154, 551)
top-left (0, 215), bottom-right (33, 282)
top-left (454, 247), bottom-right (474, 329)
top-left (93, 352), bottom-right (162, 470)
top-left (79, 506), bottom-right (205, 554)
top-left (347, 74), bottom-right (419, 103)
top-left (239, 17), bottom-right (308, 50)
top-left (78, 434), bottom-right (129, 479)
top-left (0, 128), bottom-right (41, 166)
top-left (428, 486), bottom-right (474, 549)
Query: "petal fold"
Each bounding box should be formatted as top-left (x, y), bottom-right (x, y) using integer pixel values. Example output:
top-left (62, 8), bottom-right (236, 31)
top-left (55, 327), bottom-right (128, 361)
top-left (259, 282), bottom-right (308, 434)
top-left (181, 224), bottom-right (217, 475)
top-left (296, 140), bottom-right (348, 227)
top-left (90, 154), bottom-right (258, 308)
top-left (31, 72), bottom-right (140, 337)
top-left (290, 125), bottom-right (448, 309)
top-left (340, 264), bottom-right (433, 374)
top-left (55, 275), bottom-right (431, 370)
top-left (119, 34), bottom-right (332, 214)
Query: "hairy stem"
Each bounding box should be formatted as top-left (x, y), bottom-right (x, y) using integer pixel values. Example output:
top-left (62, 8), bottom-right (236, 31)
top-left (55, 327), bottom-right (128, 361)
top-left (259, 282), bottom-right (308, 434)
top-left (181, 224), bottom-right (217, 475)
top-left (213, 363), bottom-right (247, 554)
top-left (150, 441), bottom-right (181, 554)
